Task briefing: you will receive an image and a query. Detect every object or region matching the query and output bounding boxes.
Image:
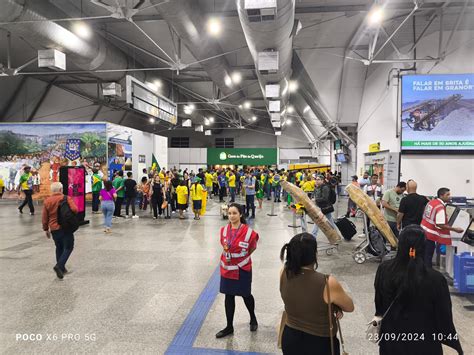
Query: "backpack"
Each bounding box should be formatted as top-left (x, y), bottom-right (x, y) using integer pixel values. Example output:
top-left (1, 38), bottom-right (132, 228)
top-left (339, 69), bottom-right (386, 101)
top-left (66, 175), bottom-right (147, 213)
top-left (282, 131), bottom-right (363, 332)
top-left (57, 196), bottom-right (79, 233)
top-left (328, 185), bottom-right (337, 205)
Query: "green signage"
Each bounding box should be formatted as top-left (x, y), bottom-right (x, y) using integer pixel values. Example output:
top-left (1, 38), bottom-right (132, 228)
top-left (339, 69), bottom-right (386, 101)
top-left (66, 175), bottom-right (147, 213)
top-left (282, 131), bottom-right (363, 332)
top-left (402, 141), bottom-right (474, 147)
top-left (207, 148), bottom-right (278, 165)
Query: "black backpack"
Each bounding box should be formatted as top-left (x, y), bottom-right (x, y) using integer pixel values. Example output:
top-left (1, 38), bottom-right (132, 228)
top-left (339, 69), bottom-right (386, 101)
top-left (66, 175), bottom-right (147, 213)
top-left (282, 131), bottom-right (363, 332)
top-left (57, 196), bottom-right (80, 233)
top-left (328, 185), bottom-right (337, 205)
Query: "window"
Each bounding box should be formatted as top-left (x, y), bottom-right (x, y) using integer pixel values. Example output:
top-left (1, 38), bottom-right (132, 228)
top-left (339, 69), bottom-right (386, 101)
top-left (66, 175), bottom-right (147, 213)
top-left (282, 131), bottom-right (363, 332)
top-left (215, 138), bottom-right (234, 148)
top-left (170, 137), bottom-right (190, 148)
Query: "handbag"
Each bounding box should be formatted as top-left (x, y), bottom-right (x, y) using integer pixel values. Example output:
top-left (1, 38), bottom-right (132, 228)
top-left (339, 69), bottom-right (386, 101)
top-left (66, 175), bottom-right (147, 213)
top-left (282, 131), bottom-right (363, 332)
top-left (326, 275), bottom-right (348, 355)
top-left (277, 310), bottom-right (287, 349)
top-left (365, 296), bottom-right (397, 344)
top-left (161, 200), bottom-right (168, 210)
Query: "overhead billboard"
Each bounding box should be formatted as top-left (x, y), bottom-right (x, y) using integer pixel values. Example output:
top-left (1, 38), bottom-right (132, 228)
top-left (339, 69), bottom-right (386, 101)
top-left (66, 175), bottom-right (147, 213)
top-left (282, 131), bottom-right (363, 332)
top-left (401, 73), bottom-right (474, 153)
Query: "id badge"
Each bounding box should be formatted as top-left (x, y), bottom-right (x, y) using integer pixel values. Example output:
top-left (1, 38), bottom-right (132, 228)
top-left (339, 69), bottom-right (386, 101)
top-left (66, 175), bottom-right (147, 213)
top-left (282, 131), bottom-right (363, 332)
top-left (225, 252), bottom-right (231, 262)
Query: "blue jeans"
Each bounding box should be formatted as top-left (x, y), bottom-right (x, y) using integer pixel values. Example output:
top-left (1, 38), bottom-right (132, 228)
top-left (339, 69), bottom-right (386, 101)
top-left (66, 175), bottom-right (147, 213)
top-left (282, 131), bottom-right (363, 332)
top-left (245, 194), bottom-right (255, 217)
top-left (273, 185), bottom-right (281, 201)
top-left (299, 213), bottom-right (307, 232)
top-left (102, 200), bottom-right (115, 228)
top-left (311, 212), bottom-right (336, 238)
top-left (51, 229), bottom-right (74, 271)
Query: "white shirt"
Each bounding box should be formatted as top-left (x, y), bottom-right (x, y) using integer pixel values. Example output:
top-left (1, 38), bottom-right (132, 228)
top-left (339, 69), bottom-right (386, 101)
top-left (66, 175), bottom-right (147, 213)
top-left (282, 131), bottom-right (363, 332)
top-left (435, 198), bottom-right (447, 225)
top-left (363, 184), bottom-right (384, 201)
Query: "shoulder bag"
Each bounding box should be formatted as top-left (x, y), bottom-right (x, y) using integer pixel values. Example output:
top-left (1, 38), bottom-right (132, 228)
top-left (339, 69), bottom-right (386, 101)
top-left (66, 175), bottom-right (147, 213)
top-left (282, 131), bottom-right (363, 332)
top-left (366, 295), bottom-right (397, 344)
top-left (326, 275), bottom-right (348, 355)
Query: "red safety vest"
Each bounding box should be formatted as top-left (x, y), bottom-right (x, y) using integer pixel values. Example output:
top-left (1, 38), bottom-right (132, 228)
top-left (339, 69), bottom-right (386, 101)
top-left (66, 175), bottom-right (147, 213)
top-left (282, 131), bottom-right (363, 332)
top-left (220, 223), bottom-right (259, 280)
top-left (421, 198), bottom-right (452, 245)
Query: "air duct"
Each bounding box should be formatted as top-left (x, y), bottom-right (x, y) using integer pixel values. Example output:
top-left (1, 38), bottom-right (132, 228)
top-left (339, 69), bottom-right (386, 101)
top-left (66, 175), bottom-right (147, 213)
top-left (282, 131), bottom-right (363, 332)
top-left (0, 0), bottom-right (131, 80)
top-left (237, 0), bottom-right (296, 130)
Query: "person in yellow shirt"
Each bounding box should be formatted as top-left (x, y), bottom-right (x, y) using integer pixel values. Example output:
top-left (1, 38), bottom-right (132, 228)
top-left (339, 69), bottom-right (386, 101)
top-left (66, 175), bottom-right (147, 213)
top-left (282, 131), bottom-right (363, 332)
top-left (205, 171), bottom-right (214, 198)
top-left (190, 177), bottom-right (204, 220)
top-left (176, 180), bottom-right (189, 219)
top-left (301, 176), bottom-right (315, 199)
top-left (212, 171), bottom-right (219, 197)
top-left (0, 175), bottom-right (4, 198)
top-left (295, 170), bottom-right (303, 187)
top-left (228, 171), bottom-right (236, 202)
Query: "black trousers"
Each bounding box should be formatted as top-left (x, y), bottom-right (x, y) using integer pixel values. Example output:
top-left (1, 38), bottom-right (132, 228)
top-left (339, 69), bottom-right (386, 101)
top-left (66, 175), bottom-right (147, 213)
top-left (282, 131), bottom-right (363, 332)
top-left (51, 229), bottom-right (75, 272)
top-left (125, 196), bottom-right (136, 216)
top-left (151, 196), bottom-right (164, 218)
top-left (219, 186), bottom-right (226, 202)
top-left (282, 325), bottom-right (340, 355)
top-left (245, 194), bottom-right (255, 217)
top-left (92, 192), bottom-right (100, 212)
top-left (424, 239), bottom-right (437, 268)
top-left (114, 196), bottom-right (124, 216)
top-left (19, 190), bottom-right (34, 213)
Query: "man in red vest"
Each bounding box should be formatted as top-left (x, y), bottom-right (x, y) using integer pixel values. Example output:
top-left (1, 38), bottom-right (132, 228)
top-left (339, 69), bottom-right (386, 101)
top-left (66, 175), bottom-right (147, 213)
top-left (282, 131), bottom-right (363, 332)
top-left (421, 187), bottom-right (464, 268)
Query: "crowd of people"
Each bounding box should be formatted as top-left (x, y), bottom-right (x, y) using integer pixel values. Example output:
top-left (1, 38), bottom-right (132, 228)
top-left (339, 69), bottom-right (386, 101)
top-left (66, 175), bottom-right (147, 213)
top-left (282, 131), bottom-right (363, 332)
top-left (34, 164), bottom-right (466, 355)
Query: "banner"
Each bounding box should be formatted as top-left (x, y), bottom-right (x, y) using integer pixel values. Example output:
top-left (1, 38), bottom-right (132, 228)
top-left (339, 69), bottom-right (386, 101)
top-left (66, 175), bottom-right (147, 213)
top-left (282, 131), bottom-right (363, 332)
top-left (68, 167), bottom-right (86, 213)
top-left (64, 139), bottom-right (81, 161)
top-left (401, 73), bottom-right (474, 152)
top-left (207, 148), bottom-right (277, 165)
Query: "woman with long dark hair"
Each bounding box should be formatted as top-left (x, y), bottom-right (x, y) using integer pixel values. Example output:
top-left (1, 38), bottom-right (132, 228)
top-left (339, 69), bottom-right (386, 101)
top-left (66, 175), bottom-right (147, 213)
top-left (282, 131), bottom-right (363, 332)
top-left (374, 225), bottom-right (463, 355)
top-left (216, 203), bottom-right (259, 338)
top-left (280, 233), bottom-right (354, 355)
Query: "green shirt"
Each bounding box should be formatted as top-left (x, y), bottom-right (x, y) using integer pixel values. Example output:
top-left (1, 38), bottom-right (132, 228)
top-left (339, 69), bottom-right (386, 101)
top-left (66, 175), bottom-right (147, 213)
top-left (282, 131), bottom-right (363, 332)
top-left (382, 189), bottom-right (404, 222)
top-left (113, 177), bottom-right (125, 198)
top-left (92, 174), bottom-right (102, 193)
top-left (19, 173), bottom-right (33, 191)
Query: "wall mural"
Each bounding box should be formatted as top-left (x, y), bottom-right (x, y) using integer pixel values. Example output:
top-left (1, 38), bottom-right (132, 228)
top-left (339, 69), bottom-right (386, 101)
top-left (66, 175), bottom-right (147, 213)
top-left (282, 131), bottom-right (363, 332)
top-left (0, 123), bottom-right (107, 200)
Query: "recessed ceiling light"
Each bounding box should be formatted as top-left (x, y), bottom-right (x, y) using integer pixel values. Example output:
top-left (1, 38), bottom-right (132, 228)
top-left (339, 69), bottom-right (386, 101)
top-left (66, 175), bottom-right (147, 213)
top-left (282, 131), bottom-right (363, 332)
top-left (231, 72), bottom-right (242, 84)
top-left (72, 22), bottom-right (91, 39)
top-left (287, 105), bottom-right (294, 113)
top-left (207, 17), bottom-right (222, 37)
top-left (149, 117), bottom-right (155, 124)
top-left (368, 6), bottom-right (384, 26)
top-left (243, 101), bottom-right (251, 109)
top-left (252, 116), bottom-right (257, 121)
top-left (289, 81), bottom-right (298, 93)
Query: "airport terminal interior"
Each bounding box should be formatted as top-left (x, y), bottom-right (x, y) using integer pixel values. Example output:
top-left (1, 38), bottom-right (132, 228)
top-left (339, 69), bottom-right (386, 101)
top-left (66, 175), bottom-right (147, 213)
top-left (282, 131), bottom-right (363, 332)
top-left (0, 0), bottom-right (473, 354)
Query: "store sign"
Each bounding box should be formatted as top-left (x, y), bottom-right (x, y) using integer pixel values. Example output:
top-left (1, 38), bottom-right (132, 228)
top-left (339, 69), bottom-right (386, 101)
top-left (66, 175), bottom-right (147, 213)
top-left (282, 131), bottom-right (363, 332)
top-left (207, 148), bottom-right (277, 165)
top-left (369, 142), bottom-right (381, 153)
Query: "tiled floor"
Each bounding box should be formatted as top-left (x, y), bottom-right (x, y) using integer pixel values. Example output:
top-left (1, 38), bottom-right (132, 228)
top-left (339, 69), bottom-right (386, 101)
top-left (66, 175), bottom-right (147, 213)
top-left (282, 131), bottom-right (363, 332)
top-left (0, 197), bottom-right (472, 354)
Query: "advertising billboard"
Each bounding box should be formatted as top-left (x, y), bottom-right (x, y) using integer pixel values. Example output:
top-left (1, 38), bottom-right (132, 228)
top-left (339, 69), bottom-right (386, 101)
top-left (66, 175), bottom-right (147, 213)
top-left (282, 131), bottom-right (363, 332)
top-left (207, 148), bottom-right (278, 166)
top-left (401, 73), bottom-right (474, 153)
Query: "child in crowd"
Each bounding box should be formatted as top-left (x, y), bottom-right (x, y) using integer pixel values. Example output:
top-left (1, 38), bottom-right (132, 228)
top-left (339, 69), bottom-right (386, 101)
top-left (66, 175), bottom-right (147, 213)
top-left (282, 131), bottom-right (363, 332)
top-left (190, 177), bottom-right (204, 220)
top-left (176, 180), bottom-right (189, 220)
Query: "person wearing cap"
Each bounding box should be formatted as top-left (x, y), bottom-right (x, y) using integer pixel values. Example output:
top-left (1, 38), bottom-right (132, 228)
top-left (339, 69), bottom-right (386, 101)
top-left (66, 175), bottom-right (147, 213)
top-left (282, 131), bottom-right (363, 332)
top-left (346, 175), bottom-right (360, 217)
top-left (191, 177), bottom-right (204, 220)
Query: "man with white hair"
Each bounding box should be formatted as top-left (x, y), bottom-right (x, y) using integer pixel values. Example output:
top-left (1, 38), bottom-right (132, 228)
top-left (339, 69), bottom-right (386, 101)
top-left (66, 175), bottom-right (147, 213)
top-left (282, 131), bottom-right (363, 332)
top-left (42, 182), bottom-right (78, 279)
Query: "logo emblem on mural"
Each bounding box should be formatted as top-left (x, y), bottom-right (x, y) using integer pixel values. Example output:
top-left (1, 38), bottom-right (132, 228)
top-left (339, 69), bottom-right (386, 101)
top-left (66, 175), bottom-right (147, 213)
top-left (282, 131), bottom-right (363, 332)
top-left (219, 152), bottom-right (227, 160)
top-left (64, 139), bottom-right (81, 161)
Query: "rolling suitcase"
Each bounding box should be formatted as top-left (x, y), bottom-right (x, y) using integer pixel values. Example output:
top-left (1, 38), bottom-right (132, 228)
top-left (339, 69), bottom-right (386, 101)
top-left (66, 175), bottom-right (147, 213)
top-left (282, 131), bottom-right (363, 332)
top-left (335, 216), bottom-right (357, 241)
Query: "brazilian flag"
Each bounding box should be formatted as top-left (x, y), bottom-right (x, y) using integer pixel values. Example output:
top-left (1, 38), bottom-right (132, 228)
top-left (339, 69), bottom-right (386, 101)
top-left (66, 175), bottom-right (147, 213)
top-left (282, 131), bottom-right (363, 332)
top-left (151, 154), bottom-right (160, 172)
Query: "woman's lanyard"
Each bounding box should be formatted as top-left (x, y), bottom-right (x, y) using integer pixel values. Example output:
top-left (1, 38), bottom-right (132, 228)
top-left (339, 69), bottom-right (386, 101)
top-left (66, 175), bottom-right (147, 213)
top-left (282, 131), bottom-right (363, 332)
top-left (224, 224), bottom-right (241, 262)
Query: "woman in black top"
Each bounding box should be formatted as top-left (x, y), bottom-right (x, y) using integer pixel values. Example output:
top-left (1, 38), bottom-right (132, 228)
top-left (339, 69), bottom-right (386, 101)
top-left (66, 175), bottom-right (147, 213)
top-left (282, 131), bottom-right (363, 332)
top-left (374, 225), bottom-right (463, 355)
top-left (150, 175), bottom-right (165, 219)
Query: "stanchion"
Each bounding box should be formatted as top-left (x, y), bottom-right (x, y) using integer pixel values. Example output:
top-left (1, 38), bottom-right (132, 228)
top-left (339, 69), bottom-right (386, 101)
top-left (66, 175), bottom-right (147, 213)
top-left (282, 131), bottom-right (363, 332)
top-left (288, 212), bottom-right (300, 228)
top-left (267, 191), bottom-right (277, 217)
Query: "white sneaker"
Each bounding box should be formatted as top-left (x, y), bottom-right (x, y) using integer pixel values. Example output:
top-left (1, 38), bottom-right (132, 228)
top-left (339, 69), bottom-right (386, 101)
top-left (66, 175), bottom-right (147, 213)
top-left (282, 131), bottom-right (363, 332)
top-left (132, 215), bottom-right (139, 219)
top-left (125, 215), bottom-right (130, 219)
top-left (153, 217), bottom-right (157, 219)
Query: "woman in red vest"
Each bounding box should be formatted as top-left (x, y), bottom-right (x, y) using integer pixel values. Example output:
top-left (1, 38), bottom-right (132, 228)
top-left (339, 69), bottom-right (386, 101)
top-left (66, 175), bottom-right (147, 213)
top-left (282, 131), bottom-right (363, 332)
top-left (216, 203), bottom-right (259, 339)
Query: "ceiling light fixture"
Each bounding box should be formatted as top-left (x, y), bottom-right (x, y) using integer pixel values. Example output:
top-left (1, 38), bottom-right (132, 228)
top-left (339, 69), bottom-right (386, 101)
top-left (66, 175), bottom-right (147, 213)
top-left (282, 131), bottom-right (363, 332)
top-left (368, 6), bottom-right (384, 26)
top-left (207, 17), bottom-right (222, 37)
top-left (231, 72), bottom-right (242, 84)
top-left (287, 105), bottom-right (294, 113)
top-left (204, 118), bottom-right (210, 125)
top-left (288, 81), bottom-right (298, 93)
top-left (243, 101), bottom-right (251, 109)
top-left (149, 117), bottom-right (155, 124)
top-left (287, 119), bottom-right (292, 125)
top-left (303, 105), bottom-right (310, 114)
top-left (224, 75), bottom-right (232, 87)
top-left (209, 116), bottom-right (215, 123)
top-left (72, 22), bottom-right (92, 39)
top-left (252, 116), bottom-right (257, 121)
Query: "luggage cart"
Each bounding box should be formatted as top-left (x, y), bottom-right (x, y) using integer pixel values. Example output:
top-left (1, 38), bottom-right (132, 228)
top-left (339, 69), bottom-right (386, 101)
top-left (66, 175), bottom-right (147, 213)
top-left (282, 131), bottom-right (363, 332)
top-left (352, 213), bottom-right (395, 264)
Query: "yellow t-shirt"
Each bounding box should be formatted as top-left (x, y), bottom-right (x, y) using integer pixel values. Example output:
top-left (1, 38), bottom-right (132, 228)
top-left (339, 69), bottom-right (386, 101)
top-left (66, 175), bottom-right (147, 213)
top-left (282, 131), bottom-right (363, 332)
top-left (159, 172), bottom-right (165, 180)
top-left (296, 172), bottom-right (302, 183)
top-left (228, 175), bottom-right (236, 188)
top-left (302, 181), bottom-right (314, 193)
top-left (0, 178), bottom-right (4, 188)
top-left (176, 185), bottom-right (188, 204)
top-left (191, 183), bottom-right (203, 201)
top-left (226, 171), bottom-right (230, 180)
top-left (205, 173), bottom-right (213, 187)
top-left (212, 173), bottom-right (218, 183)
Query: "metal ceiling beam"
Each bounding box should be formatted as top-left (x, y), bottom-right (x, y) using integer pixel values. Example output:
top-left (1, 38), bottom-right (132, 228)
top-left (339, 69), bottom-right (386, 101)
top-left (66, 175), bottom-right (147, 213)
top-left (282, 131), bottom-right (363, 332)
top-left (26, 77), bottom-right (58, 122)
top-left (0, 76), bottom-right (27, 118)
